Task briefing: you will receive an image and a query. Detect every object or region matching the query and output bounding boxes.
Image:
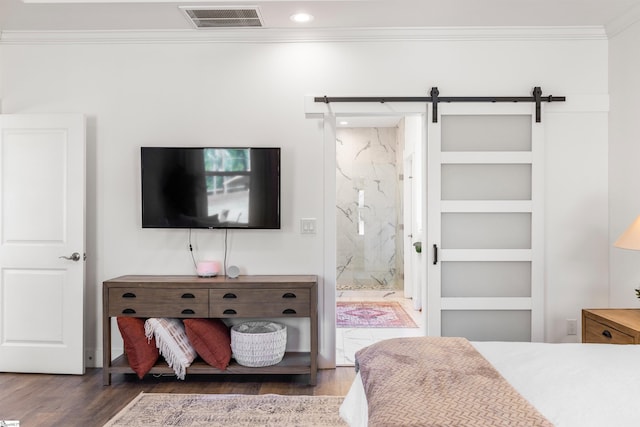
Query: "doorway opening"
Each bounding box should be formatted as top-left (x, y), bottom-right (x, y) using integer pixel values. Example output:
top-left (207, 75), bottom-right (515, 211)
top-left (334, 115), bottom-right (425, 366)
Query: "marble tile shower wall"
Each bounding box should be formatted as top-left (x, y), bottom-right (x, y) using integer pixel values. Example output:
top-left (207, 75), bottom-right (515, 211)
top-left (336, 127), bottom-right (404, 290)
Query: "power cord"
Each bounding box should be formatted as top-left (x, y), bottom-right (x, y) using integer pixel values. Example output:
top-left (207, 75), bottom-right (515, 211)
top-left (223, 228), bottom-right (229, 276)
top-left (188, 228), bottom-right (197, 271)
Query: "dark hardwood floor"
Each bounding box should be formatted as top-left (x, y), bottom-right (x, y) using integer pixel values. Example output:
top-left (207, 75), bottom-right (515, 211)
top-left (0, 367), bottom-right (356, 426)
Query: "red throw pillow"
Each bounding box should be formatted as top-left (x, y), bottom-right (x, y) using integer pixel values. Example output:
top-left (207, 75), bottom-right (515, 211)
top-left (116, 317), bottom-right (159, 379)
top-left (183, 318), bottom-right (231, 370)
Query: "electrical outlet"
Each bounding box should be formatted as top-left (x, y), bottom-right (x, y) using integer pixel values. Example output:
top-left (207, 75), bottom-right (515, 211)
top-left (567, 319), bottom-right (578, 335)
top-left (85, 350), bottom-right (98, 367)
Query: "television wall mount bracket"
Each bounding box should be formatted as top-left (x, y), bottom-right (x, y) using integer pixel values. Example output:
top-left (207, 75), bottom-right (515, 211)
top-left (315, 86), bottom-right (565, 123)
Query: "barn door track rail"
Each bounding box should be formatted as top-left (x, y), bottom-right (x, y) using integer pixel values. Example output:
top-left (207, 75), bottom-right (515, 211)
top-left (314, 86), bottom-right (565, 123)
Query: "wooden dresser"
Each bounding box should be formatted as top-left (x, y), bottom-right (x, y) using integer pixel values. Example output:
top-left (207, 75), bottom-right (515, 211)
top-left (582, 308), bottom-right (640, 344)
top-left (103, 274), bottom-right (318, 385)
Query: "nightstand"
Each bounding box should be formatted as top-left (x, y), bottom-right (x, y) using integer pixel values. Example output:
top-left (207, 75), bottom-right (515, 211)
top-left (582, 309), bottom-right (640, 344)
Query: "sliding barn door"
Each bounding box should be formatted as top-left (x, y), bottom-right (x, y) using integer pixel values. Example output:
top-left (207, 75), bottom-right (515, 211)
top-left (427, 103), bottom-right (544, 342)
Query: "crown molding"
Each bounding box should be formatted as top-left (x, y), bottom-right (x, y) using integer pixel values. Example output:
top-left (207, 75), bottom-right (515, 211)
top-left (0, 26), bottom-right (608, 45)
top-left (605, 4), bottom-right (640, 38)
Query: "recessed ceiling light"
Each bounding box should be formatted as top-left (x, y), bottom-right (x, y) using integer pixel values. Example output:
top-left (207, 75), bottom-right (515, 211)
top-left (290, 12), bottom-right (314, 23)
top-left (339, 121), bottom-right (349, 125)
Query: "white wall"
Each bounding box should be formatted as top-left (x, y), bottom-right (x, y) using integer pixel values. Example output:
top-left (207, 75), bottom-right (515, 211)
top-left (0, 30), bottom-right (610, 367)
top-left (610, 23), bottom-right (640, 307)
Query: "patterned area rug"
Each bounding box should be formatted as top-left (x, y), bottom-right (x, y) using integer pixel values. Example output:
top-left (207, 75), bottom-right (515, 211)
top-left (104, 393), bottom-right (347, 427)
top-left (336, 301), bottom-right (418, 328)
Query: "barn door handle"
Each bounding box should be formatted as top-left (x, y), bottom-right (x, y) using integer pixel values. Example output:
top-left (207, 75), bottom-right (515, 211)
top-left (433, 244), bottom-right (438, 265)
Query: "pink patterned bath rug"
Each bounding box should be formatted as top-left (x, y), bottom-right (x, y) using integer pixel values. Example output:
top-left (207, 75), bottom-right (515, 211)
top-left (336, 301), bottom-right (418, 328)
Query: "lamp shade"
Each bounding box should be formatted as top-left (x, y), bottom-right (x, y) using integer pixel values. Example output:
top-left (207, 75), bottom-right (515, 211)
top-left (614, 215), bottom-right (640, 250)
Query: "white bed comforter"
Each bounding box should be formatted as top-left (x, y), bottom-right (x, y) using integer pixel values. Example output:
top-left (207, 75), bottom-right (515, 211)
top-left (340, 341), bottom-right (640, 427)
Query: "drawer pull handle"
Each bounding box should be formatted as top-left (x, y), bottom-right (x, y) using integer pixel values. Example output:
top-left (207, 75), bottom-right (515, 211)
top-left (223, 293), bottom-right (237, 299)
top-left (122, 308), bottom-right (136, 314)
top-left (282, 309), bottom-right (297, 315)
top-left (282, 293), bottom-right (297, 299)
top-left (181, 293), bottom-right (195, 299)
top-left (223, 309), bottom-right (237, 315)
top-left (602, 330), bottom-right (613, 339)
top-left (181, 309), bottom-right (195, 315)
top-left (122, 292), bottom-right (136, 298)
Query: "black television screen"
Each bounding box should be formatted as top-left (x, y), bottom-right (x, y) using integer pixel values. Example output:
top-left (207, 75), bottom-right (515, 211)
top-left (141, 147), bottom-right (280, 229)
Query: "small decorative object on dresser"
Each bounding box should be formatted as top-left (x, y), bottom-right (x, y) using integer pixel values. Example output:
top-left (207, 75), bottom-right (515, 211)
top-left (196, 260), bottom-right (220, 277)
top-left (582, 309), bottom-right (640, 344)
top-left (226, 265), bottom-right (240, 279)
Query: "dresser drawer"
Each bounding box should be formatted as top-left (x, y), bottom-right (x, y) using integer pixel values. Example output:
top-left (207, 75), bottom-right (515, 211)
top-left (210, 288), bottom-right (310, 317)
top-left (108, 288), bottom-right (209, 317)
top-left (583, 317), bottom-right (635, 344)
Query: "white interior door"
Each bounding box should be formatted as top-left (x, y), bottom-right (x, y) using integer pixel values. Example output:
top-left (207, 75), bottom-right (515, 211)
top-left (0, 114), bottom-right (86, 374)
top-left (427, 103), bottom-right (544, 342)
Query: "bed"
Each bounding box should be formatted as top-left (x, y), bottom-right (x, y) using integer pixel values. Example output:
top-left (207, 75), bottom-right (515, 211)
top-left (339, 337), bottom-right (640, 427)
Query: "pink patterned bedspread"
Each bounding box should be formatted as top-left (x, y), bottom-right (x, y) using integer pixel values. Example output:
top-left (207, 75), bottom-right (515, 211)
top-left (355, 337), bottom-right (554, 427)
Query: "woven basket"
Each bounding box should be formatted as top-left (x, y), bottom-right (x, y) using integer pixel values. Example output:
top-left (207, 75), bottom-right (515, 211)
top-left (231, 321), bottom-right (287, 367)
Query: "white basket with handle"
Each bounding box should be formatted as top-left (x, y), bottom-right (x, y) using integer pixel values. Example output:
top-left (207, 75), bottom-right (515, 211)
top-left (231, 321), bottom-right (287, 367)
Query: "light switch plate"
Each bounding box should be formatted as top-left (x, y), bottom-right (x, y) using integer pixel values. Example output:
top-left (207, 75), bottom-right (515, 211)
top-left (301, 218), bottom-right (317, 234)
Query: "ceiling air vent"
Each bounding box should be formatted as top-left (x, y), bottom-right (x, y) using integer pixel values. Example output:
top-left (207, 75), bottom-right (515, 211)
top-left (181, 6), bottom-right (264, 29)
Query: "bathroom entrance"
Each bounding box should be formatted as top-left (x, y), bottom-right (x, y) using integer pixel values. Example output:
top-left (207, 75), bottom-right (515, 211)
top-left (335, 116), bottom-right (425, 365)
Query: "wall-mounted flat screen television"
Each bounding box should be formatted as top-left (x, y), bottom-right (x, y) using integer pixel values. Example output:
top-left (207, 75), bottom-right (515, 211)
top-left (141, 147), bottom-right (280, 229)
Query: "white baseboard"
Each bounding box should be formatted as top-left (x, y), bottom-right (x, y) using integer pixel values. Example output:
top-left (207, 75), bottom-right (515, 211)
top-left (85, 346), bottom-right (123, 368)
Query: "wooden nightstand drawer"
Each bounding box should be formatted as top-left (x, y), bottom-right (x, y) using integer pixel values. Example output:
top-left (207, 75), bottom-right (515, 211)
top-left (210, 288), bottom-right (310, 317)
top-left (582, 309), bottom-right (640, 344)
top-left (583, 317), bottom-right (634, 344)
top-left (108, 288), bottom-right (209, 317)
